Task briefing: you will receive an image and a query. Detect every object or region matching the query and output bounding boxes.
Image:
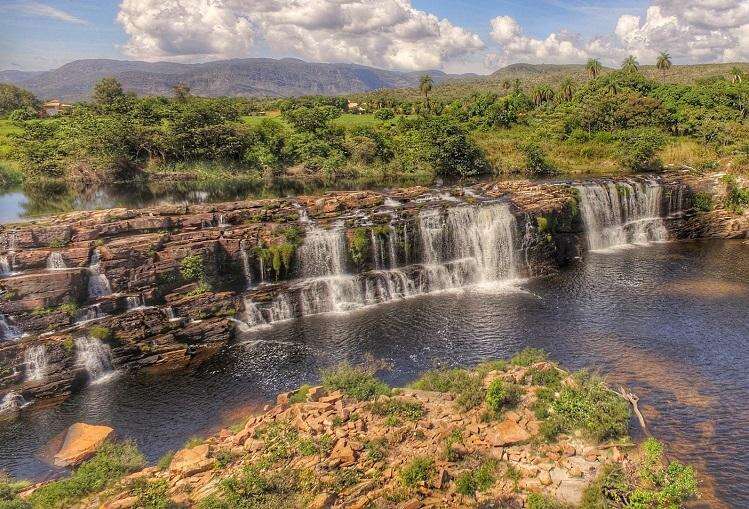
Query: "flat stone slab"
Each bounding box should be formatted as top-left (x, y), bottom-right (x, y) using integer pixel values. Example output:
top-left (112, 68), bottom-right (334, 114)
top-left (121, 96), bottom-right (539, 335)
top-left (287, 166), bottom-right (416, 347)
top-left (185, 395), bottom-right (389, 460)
top-left (54, 422), bottom-right (115, 467)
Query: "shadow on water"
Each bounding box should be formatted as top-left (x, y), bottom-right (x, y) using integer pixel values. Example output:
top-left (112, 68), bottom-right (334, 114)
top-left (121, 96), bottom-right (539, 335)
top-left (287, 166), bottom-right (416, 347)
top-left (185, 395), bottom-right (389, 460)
top-left (0, 240), bottom-right (747, 507)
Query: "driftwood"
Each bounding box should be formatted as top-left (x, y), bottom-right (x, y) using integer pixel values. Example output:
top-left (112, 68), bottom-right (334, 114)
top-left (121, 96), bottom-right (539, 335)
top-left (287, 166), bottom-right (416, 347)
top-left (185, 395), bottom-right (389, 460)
top-left (619, 386), bottom-right (651, 437)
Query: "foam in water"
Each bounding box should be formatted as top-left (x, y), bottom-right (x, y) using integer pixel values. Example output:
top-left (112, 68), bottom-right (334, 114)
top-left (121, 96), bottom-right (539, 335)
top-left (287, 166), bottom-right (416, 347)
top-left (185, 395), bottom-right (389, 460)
top-left (0, 314), bottom-right (21, 341)
top-left (87, 250), bottom-right (112, 299)
top-left (46, 252), bottom-right (67, 270)
top-left (75, 337), bottom-right (114, 383)
top-left (0, 392), bottom-right (26, 413)
top-left (576, 180), bottom-right (669, 251)
top-left (240, 203), bottom-right (519, 330)
top-left (24, 345), bottom-right (48, 382)
top-left (164, 307), bottom-right (180, 322)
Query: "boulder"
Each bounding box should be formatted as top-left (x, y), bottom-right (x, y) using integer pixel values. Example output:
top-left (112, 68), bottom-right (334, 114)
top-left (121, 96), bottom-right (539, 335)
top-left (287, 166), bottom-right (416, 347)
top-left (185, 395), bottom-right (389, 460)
top-left (53, 422), bottom-right (115, 467)
top-left (169, 444), bottom-right (214, 477)
top-left (488, 419), bottom-right (530, 446)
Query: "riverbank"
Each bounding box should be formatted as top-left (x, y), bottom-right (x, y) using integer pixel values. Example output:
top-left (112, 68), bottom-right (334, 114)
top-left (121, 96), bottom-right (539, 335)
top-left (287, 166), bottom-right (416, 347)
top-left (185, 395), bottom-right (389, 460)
top-left (3, 351), bottom-right (699, 508)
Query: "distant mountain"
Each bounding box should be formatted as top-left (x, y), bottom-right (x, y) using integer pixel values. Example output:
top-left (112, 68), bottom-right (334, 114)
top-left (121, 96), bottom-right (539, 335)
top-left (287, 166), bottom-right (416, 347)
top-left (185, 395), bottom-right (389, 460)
top-left (0, 58), bottom-right (473, 101)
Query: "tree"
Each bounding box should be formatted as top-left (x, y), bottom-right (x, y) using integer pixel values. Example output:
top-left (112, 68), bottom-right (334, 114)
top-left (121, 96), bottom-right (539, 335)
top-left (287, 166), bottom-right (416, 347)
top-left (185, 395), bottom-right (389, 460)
top-left (419, 74), bottom-right (434, 112)
top-left (586, 59), bottom-right (603, 79)
top-left (532, 85), bottom-right (555, 106)
top-left (173, 83), bottom-right (191, 102)
top-left (0, 83), bottom-right (39, 116)
top-left (92, 77), bottom-right (124, 106)
top-left (656, 52), bottom-right (672, 78)
top-left (622, 55), bottom-right (640, 74)
top-left (501, 79), bottom-right (512, 92)
top-left (513, 79), bottom-right (522, 94)
top-left (730, 67), bottom-right (744, 84)
top-left (559, 78), bottom-right (575, 102)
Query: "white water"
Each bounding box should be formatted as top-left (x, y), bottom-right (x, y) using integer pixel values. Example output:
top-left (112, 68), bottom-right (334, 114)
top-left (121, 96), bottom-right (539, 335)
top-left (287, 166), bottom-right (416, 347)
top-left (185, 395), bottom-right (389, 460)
top-left (87, 250), bottom-right (112, 299)
top-left (164, 307), bottom-right (180, 322)
top-left (75, 337), bottom-right (114, 383)
top-left (0, 392), bottom-right (26, 413)
top-left (239, 239), bottom-right (253, 289)
top-left (0, 255), bottom-right (11, 275)
top-left (24, 345), bottom-right (48, 382)
top-left (576, 181), bottom-right (669, 251)
top-left (241, 203), bottom-right (519, 330)
top-left (75, 303), bottom-right (105, 323)
top-left (46, 252), bottom-right (67, 270)
top-left (126, 295), bottom-right (145, 311)
top-left (0, 314), bottom-right (21, 341)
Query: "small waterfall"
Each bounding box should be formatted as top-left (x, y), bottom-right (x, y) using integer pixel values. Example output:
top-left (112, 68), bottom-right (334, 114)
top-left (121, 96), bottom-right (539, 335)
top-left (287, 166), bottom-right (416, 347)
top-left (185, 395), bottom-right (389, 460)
top-left (75, 303), bottom-right (104, 323)
top-left (299, 225), bottom-right (346, 278)
top-left (0, 314), bottom-right (21, 341)
top-left (87, 250), bottom-right (112, 299)
top-left (576, 180), bottom-right (669, 251)
top-left (0, 255), bottom-right (11, 275)
top-left (293, 203), bottom-right (312, 224)
top-left (24, 345), bottom-right (48, 382)
top-left (388, 228), bottom-right (399, 269)
top-left (46, 252), bottom-right (67, 270)
top-left (126, 295), bottom-right (145, 311)
top-left (164, 307), bottom-right (180, 321)
top-left (242, 299), bottom-right (268, 328)
top-left (384, 197), bottom-right (402, 208)
top-left (0, 392), bottom-right (26, 413)
top-left (217, 214), bottom-right (228, 227)
top-left (75, 337), bottom-right (114, 383)
top-left (239, 239), bottom-right (253, 289)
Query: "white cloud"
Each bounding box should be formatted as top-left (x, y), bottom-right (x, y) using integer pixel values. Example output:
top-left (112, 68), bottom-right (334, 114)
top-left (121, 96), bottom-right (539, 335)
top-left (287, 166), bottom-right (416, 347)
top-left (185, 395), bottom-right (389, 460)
top-left (488, 1), bottom-right (749, 69)
top-left (3, 1), bottom-right (88, 25)
top-left (117, 0), bottom-right (484, 70)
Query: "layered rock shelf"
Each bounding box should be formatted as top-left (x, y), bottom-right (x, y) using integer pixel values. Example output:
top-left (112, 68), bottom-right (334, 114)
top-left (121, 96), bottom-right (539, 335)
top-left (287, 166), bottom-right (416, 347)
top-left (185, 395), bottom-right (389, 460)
top-left (0, 172), bottom-right (742, 409)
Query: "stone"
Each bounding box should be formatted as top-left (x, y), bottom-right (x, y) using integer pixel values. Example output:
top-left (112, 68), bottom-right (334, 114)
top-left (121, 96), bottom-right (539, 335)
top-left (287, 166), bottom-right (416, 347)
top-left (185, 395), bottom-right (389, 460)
top-left (330, 439), bottom-right (356, 464)
top-left (569, 466), bottom-right (583, 478)
top-left (539, 471), bottom-right (552, 486)
top-left (169, 444), bottom-right (214, 476)
top-left (400, 498), bottom-right (422, 509)
top-left (309, 492), bottom-right (336, 509)
top-left (53, 423), bottom-right (115, 467)
top-left (556, 478), bottom-right (589, 505)
top-left (308, 386), bottom-right (326, 401)
top-left (489, 419), bottom-right (531, 446)
top-left (103, 496), bottom-right (139, 509)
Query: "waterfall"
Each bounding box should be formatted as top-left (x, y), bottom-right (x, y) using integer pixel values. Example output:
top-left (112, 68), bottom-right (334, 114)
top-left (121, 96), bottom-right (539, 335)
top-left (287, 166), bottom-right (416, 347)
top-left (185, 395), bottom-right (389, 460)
top-left (0, 314), bottom-right (21, 341)
top-left (126, 295), bottom-right (145, 311)
top-left (75, 337), bottom-right (114, 383)
top-left (384, 197), bottom-right (402, 208)
top-left (239, 239), bottom-right (253, 289)
top-left (243, 299), bottom-right (268, 328)
top-left (46, 252), bottom-right (67, 270)
top-left (164, 307), bottom-right (180, 321)
top-left (0, 255), bottom-right (11, 275)
top-left (0, 392), bottom-right (26, 413)
top-left (299, 225), bottom-right (346, 278)
top-left (87, 250), bottom-right (112, 299)
top-left (24, 345), bottom-right (48, 382)
top-left (388, 228), bottom-right (398, 269)
top-left (75, 303), bottom-right (105, 323)
top-left (293, 203), bottom-right (312, 224)
top-left (217, 214), bottom-right (228, 227)
top-left (576, 180), bottom-right (669, 251)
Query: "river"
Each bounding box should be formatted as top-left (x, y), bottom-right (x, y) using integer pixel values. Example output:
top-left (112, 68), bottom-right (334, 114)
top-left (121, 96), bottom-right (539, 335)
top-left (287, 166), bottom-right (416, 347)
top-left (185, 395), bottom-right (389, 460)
top-left (0, 239), bottom-right (746, 505)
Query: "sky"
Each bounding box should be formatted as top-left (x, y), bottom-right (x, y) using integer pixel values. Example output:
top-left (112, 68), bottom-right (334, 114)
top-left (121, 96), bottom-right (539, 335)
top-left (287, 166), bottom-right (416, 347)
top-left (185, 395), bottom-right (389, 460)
top-left (0, 0), bottom-right (747, 73)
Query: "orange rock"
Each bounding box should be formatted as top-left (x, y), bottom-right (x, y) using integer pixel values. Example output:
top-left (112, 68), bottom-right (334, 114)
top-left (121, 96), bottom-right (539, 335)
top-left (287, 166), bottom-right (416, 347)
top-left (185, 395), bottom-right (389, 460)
top-left (169, 444), bottom-right (214, 476)
top-left (489, 419), bottom-right (530, 446)
top-left (53, 422), bottom-right (115, 467)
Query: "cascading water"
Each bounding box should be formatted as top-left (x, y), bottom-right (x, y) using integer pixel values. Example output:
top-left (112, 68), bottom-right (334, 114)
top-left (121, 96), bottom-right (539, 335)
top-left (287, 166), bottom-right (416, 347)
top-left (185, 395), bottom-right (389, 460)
top-left (75, 337), bottom-right (114, 383)
top-left (576, 180), bottom-right (669, 251)
top-left (126, 295), bottom-right (145, 311)
top-left (87, 250), bottom-right (112, 299)
top-left (75, 303), bottom-right (104, 323)
top-left (239, 239), bottom-right (253, 289)
top-left (0, 314), bottom-right (21, 341)
top-left (0, 255), bottom-right (12, 275)
top-left (46, 252), bottom-right (67, 270)
top-left (24, 345), bottom-right (48, 382)
top-left (0, 392), bottom-right (26, 413)
top-left (240, 203), bottom-right (519, 330)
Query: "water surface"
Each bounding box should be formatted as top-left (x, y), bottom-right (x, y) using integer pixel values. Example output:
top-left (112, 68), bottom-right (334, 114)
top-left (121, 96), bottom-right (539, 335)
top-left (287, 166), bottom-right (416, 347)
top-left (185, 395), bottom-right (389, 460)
top-left (0, 240), bottom-right (747, 506)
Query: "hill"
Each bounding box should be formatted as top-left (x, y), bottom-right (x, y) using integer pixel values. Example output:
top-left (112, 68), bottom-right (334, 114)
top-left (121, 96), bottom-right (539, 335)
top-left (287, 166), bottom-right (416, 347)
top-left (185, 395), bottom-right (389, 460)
top-left (0, 58), bottom-right (470, 101)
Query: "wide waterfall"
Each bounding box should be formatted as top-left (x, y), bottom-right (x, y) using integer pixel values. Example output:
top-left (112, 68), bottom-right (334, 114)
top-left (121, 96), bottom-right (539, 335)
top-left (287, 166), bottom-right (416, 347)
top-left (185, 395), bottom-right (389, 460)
top-left (0, 314), bottom-right (21, 341)
top-left (75, 337), bottom-right (114, 383)
top-left (87, 250), bottom-right (112, 299)
top-left (576, 180), bottom-right (668, 250)
top-left (46, 252), bottom-right (67, 270)
top-left (24, 345), bottom-right (48, 382)
top-left (240, 203), bottom-right (519, 330)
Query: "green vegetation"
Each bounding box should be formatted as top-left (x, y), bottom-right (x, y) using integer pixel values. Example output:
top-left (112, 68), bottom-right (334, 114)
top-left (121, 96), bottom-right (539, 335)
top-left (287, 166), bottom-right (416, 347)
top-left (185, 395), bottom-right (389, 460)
top-left (692, 191), bottom-right (714, 212)
top-left (321, 364), bottom-right (390, 401)
top-left (87, 325), bottom-right (112, 341)
top-left (580, 438), bottom-right (697, 508)
top-left (410, 367), bottom-right (484, 411)
top-left (288, 384), bottom-right (310, 404)
top-left (369, 398), bottom-right (425, 421)
top-left (527, 492), bottom-right (567, 509)
top-left (129, 478), bottom-right (171, 509)
top-left (28, 441), bottom-right (145, 509)
top-left (180, 254), bottom-right (206, 282)
top-left (485, 379), bottom-right (523, 416)
top-left (0, 474), bottom-right (30, 509)
top-left (455, 460), bottom-right (497, 496)
top-left (721, 174), bottom-right (749, 213)
top-left (399, 457), bottom-right (435, 488)
top-left (347, 228), bottom-right (370, 266)
top-left (510, 347), bottom-right (548, 367)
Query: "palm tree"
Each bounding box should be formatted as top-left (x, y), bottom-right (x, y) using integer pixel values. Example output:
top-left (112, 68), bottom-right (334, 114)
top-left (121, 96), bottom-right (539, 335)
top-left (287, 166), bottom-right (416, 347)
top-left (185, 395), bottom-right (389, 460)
top-left (606, 80), bottom-right (619, 95)
top-left (559, 78), bottom-right (574, 102)
top-left (656, 52), bottom-right (672, 78)
top-left (419, 74), bottom-right (434, 112)
top-left (532, 85), bottom-right (555, 106)
top-left (622, 55), bottom-right (639, 73)
top-left (730, 66), bottom-right (744, 84)
top-left (586, 58), bottom-right (602, 79)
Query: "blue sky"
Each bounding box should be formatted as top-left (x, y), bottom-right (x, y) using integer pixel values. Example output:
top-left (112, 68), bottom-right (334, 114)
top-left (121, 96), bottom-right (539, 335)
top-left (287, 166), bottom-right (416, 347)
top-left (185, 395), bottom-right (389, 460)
top-left (0, 1), bottom-right (744, 72)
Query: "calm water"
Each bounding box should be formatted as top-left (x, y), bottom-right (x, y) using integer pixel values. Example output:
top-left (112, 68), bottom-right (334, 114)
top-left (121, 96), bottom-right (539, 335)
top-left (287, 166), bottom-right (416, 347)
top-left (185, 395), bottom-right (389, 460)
top-left (0, 240), bottom-right (747, 506)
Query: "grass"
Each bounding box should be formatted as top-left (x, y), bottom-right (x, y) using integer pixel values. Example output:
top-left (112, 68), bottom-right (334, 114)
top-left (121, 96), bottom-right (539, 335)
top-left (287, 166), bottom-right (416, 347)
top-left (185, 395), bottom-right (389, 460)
top-left (484, 380), bottom-right (523, 416)
top-left (399, 457), bottom-right (435, 488)
top-left (368, 398), bottom-right (425, 421)
top-left (409, 367), bottom-right (484, 411)
top-left (321, 364), bottom-right (390, 401)
top-left (28, 441), bottom-right (145, 509)
top-left (455, 460), bottom-right (497, 496)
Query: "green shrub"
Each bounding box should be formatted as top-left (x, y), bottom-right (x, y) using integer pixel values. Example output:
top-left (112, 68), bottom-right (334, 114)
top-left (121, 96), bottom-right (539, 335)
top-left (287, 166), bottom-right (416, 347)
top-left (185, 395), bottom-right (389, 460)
top-left (522, 143), bottom-right (556, 176)
top-left (321, 364), bottom-right (390, 401)
top-left (410, 368), bottom-right (484, 411)
top-left (454, 461), bottom-right (496, 496)
top-left (347, 228), bottom-right (370, 266)
top-left (288, 384), bottom-right (310, 404)
top-left (527, 492), bottom-right (565, 509)
top-left (722, 174), bottom-right (749, 213)
top-left (29, 441), bottom-right (145, 508)
top-left (0, 474), bottom-right (30, 509)
top-left (510, 348), bottom-right (548, 367)
top-left (615, 128), bottom-right (665, 172)
top-left (692, 191), bottom-right (713, 212)
top-left (485, 380), bottom-right (522, 415)
top-left (374, 108), bottom-right (395, 120)
top-left (443, 429), bottom-right (464, 462)
top-left (88, 325), bottom-right (112, 341)
top-left (528, 366), bottom-right (563, 388)
top-left (253, 422), bottom-right (300, 461)
top-left (211, 465), bottom-right (302, 508)
top-left (156, 450), bottom-right (175, 471)
top-left (130, 478), bottom-right (171, 509)
top-left (369, 398), bottom-right (425, 421)
top-left (365, 438), bottom-right (388, 461)
top-left (184, 436), bottom-right (205, 449)
top-left (180, 254), bottom-right (205, 282)
top-left (399, 457), bottom-right (435, 488)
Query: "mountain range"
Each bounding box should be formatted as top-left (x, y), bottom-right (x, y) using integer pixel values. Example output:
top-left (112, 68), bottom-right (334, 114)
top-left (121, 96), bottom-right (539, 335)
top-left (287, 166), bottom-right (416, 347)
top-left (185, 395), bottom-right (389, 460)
top-left (0, 58), bottom-right (476, 101)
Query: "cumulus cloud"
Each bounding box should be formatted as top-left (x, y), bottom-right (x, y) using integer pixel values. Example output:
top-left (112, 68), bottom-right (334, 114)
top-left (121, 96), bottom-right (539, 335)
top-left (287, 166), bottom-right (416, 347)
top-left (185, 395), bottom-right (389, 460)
top-left (117, 0), bottom-right (484, 70)
top-left (488, 1), bottom-right (749, 68)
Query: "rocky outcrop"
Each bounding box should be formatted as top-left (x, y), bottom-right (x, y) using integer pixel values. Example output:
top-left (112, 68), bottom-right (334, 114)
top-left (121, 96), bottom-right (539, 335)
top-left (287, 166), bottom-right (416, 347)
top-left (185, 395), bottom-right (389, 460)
top-left (0, 173), bottom-right (738, 409)
top-left (53, 422), bottom-right (115, 467)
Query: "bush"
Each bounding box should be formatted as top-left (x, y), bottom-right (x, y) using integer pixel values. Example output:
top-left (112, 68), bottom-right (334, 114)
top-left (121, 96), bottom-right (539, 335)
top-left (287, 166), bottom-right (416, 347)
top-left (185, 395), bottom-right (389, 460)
top-left (374, 108), bottom-right (394, 120)
top-left (180, 253), bottom-right (205, 282)
top-left (130, 478), bottom-right (171, 509)
top-left (369, 398), bottom-right (425, 421)
top-left (29, 441), bottom-right (145, 508)
top-left (321, 364), bottom-right (390, 401)
top-left (347, 228), bottom-right (370, 266)
top-left (455, 461), bottom-right (496, 496)
top-left (88, 325), bottom-right (112, 341)
top-left (0, 474), bottom-right (30, 509)
top-left (410, 368), bottom-right (484, 411)
top-left (399, 457), bottom-right (435, 488)
top-left (510, 348), bottom-right (547, 367)
top-left (527, 492), bottom-right (565, 509)
top-left (615, 128), bottom-right (665, 172)
top-left (485, 380), bottom-right (522, 415)
top-left (722, 174), bottom-right (749, 213)
top-left (522, 143), bottom-right (556, 176)
top-left (692, 191), bottom-right (713, 212)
